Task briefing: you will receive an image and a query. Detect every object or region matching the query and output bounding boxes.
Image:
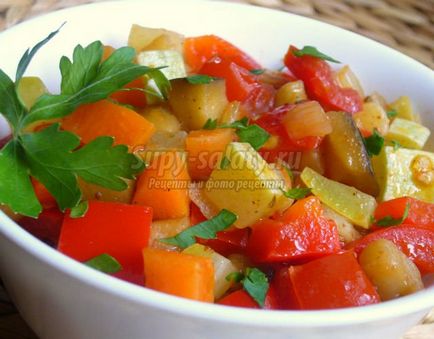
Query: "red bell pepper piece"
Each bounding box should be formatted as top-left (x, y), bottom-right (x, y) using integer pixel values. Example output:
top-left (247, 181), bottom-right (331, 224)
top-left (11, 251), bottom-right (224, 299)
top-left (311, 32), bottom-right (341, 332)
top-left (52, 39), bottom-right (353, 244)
top-left (58, 201), bottom-right (153, 284)
top-left (374, 197), bottom-right (434, 230)
top-left (284, 46), bottom-right (362, 114)
top-left (19, 208), bottom-right (64, 247)
top-left (217, 285), bottom-right (279, 309)
top-left (184, 35), bottom-right (261, 73)
top-left (348, 225), bottom-right (434, 275)
top-left (272, 266), bottom-right (300, 310)
top-left (256, 105), bottom-right (322, 162)
top-left (247, 197), bottom-right (340, 264)
top-left (289, 251), bottom-right (380, 309)
top-left (32, 178), bottom-right (57, 210)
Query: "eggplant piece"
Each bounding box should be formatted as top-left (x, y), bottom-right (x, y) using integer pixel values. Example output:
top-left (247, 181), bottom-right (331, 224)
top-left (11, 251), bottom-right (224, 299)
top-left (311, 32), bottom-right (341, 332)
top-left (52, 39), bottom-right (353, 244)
top-left (322, 111), bottom-right (379, 196)
top-left (169, 78), bottom-right (228, 131)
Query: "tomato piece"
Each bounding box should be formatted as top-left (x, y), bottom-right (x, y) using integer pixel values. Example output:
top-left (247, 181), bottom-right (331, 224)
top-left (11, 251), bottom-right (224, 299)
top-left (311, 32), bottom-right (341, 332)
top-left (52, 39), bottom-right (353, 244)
top-left (217, 285), bottom-right (279, 309)
top-left (348, 226), bottom-right (434, 275)
top-left (198, 228), bottom-right (250, 257)
top-left (184, 35), bottom-right (261, 73)
top-left (247, 197), bottom-right (340, 264)
top-left (256, 105), bottom-right (322, 162)
top-left (374, 197), bottom-right (434, 230)
top-left (284, 46), bottom-right (362, 114)
top-left (289, 251), bottom-right (380, 309)
top-left (58, 201), bottom-right (153, 284)
top-left (19, 208), bottom-right (64, 247)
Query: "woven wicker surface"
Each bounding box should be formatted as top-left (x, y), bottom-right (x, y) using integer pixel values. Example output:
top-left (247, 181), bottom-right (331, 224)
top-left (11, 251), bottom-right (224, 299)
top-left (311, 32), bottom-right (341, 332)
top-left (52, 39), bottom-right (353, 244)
top-left (0, 0), bottom-right (433, 68)
top-left (0, 0), bottom-right (433, 338)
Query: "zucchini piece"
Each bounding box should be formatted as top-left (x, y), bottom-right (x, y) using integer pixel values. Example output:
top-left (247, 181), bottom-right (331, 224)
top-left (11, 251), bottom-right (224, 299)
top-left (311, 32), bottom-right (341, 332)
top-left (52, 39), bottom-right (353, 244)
top-left (386, 118), bottom-right (430, 150)
top-left (353, 102), bottom-right (389, 136)
top-left (322, 111), bottom-right (379, 196)
top-left (388, 96), bottom-right (420, 122)
top-left (204, 142), bottom-right (289, 228)
top-left (183, 243), bottom-right (238, 299)
top-left (300, 167), bottom-right (377, 229)
top-left (372, 146), bottom-right (434, 203)
top-left (17, 76), bottom-right (48, 109)
top-left (169, 78), bottom-right (228, 131)
top-left (128, 24), bottom-right (183, 53)
top-left (137, 50), bottom-right (186, 80)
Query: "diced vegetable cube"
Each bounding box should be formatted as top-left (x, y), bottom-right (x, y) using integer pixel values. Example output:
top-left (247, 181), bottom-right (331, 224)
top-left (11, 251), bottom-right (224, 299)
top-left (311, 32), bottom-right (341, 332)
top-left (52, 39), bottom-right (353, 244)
top-left (288, 251), bottom-right (380, 309)
top-left (143, 247), bottom-right (214, 302)
top-left (17, 76), bottom-right (48, 110)
top-left (386, 118), bottom-right (430, 150)
top-left (372, 146), bottom-right (434, 202)
top-left (335, 65), bottom-right (365, 98)
top-left (274, 80), bottom-right (307, 106)
top-left (128, 24), bottom-right (184, 53)
top-left (141, 106), bottom-right (181, 134)
top-left (300, 167), bottom-right (377, 229)
top-left (183, 243), bottom-right (238, 299)
top-left (322, 205), bottom-right (361, 244)
top-left (353, 102), bottom-right (389, 136)
top-left (169, 78), bottom-right (228, 131)
top-left (58, 201), bottom-right (153, 284)
top-left (388, 96), bottom-right (420, 122)
top-left (322, 111), bottom-right (379, 196)
top-left (358, 239), bottom-right (423, 300)
top-left (217, 286), bottom-right (279, 309)
top-left (203, 142), bottom-right (289, 228)
top-left (149, 217), bottom-right (190, 250)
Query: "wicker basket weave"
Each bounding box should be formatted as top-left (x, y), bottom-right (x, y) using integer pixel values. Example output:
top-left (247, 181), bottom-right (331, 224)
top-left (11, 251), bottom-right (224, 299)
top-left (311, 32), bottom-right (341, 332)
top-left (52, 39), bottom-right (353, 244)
top-left (0, 1), bottom-right (433, 339)
top-left (0, 0), bottom-right (433, 68)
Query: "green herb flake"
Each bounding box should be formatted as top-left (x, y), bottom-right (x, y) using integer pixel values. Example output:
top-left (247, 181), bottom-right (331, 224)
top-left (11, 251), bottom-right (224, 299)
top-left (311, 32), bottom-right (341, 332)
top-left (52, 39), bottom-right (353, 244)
top-left (203, 118), bottom-right (218, 130)
top-left (84, 253), bottom-right (122, 274)
top-left (391, 140), bottom-right (401, 151)
top-left (293, 46), bottom-right (340, 64)
top-left (363, 129), bottom-right (384, 157)
top-left (225, 271), bottom-right (244, 283)
top-left (70, 200), bottom-right (89, 218)
top-left (281, 187), bottom-right (311, 200)
top-left (243, 268), bottom-right (269, 308)
top-left (186, 74), bottom-right (217, 85)
top-left (375, 202), bottom-right (410, 227)
top-left (249, 69), bottom-right (265, 75)
top-left (220, 156), bottom-right (231, 169)
top-left (386, 109), bottom-right (398, 119)
top-left (220, 117), bottom-right (249, 130)
top-left (236, 125), bottom-right (270, 150)
top-left (160, 209), bottom-right (237, 248)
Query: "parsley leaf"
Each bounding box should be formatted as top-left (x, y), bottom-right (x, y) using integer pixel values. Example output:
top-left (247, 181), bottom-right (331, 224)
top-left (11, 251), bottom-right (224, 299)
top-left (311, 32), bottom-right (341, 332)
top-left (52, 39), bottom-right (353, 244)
top-left (220, 155), bottom-right (231, 169)
top-left (203, 118), bottom-right (218, 130)
top-left (19, 124), bottom-right (144, 212)
top-left (386, 109), bottom-right (398, 119)
top-left (186, 74), bottom-right (217, 85)
top-left (281, 187), bottom-right (311, 199)
top-left (237, 124), bottom-right (270, 150)
top-left (84, 253), bottom-right (122, 274)
top-left (375, 202), bottom-right (410, 227)
top-left (160, 209), bottom-right (237, 249)
top-left (293, 46), bottom-right (340, 63)
top-left (0, 69), bottom-right (25, 132)
top-left (22, 43), bottom-right (167, 127)
top-left (391, 140), bottom-right (401, 151)
top-left (16, 23), bottom-right (64, 82)
top-left (250, 69), bottom-right (265, 75)
top-left (225, 272), bottom-right (244, 283)
top-left (220, 117), bottom-right (249, 129)
top-left (243, 268), bottom-right (269, 308)
top-left (0, 140), bottom-right (41, 217)
top-left (363, 129), bottom-right (384, 157)
top-left (70, 200), bottom-right (89, 218)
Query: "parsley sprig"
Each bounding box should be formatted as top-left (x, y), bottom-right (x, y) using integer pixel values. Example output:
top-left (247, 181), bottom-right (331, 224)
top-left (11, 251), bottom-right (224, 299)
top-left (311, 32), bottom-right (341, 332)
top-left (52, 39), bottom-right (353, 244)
top-left (226, 268), bottom-right (269, 308)
top-left (293, 46), bottom-right (340, 63)
top-left (203, 117), bottom-right (270, 150)
top-left (84, 253), bottom-right (122, 274)
top-left (0, 26), bottom-right (169, 217)
top-left (363, 129), bottom-right (384, 157)
top-left (373, 202), bottom-right (410, 227)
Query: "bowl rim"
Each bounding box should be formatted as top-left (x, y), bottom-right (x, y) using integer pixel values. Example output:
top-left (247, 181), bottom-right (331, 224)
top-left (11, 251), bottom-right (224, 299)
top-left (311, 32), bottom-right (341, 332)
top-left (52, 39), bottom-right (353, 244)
top-left (0, 0), bottom-right (433, 329)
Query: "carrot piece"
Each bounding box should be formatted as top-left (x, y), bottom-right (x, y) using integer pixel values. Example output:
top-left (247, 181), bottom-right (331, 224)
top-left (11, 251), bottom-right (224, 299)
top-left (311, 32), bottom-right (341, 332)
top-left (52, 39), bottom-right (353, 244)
top-left (143, 247), bottom-right (214, 302)
top-left (185, 128), bottom-right (234, 181)
top-left (133, 151), bottom-right (190, 220)
top-left (102, 45), bottom-right (116, 61)
top-left (61, 100), bottom-right (154, 149)
top-left (110, 77), bottom-right (147, 108)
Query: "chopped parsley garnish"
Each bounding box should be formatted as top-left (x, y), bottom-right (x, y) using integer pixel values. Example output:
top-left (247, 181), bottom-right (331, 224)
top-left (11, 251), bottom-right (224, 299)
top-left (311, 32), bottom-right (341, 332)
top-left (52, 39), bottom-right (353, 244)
top-left (391, 140), bottom-right (401, 151)
top-left (363, 129), bottom-right (384, 157)
top-left (186, 74), bottom-right (217, 85)
top-left (386, 109), bottom-right (398, 119)
top-left (0, 26), bottom-right (170, 217)
top-left (70, 200), bottom-right (89, 218)
top-left (160, 209), bottom-right (237, 249)
top-left (225, 268), bottom-right (269, 308)
top-left (249, 69), bottom-right (265, 75)
top-left (84, 253), bottom-right (122, 274)
top-left (203, 118), bottom-right (218, 130)
top-left (375, 203), bottom-right (410, 227)
top-left (293, 46), bottom-right (340, 63)
top-left (220, 155), bottom-right (231, 169)
top-left (281, 187), bottom-right (311, 199)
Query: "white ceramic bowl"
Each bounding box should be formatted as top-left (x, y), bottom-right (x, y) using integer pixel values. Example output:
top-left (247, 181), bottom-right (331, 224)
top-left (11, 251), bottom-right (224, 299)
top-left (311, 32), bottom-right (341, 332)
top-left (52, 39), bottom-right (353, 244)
top-left (0, 1), bottom-right (433, 338)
